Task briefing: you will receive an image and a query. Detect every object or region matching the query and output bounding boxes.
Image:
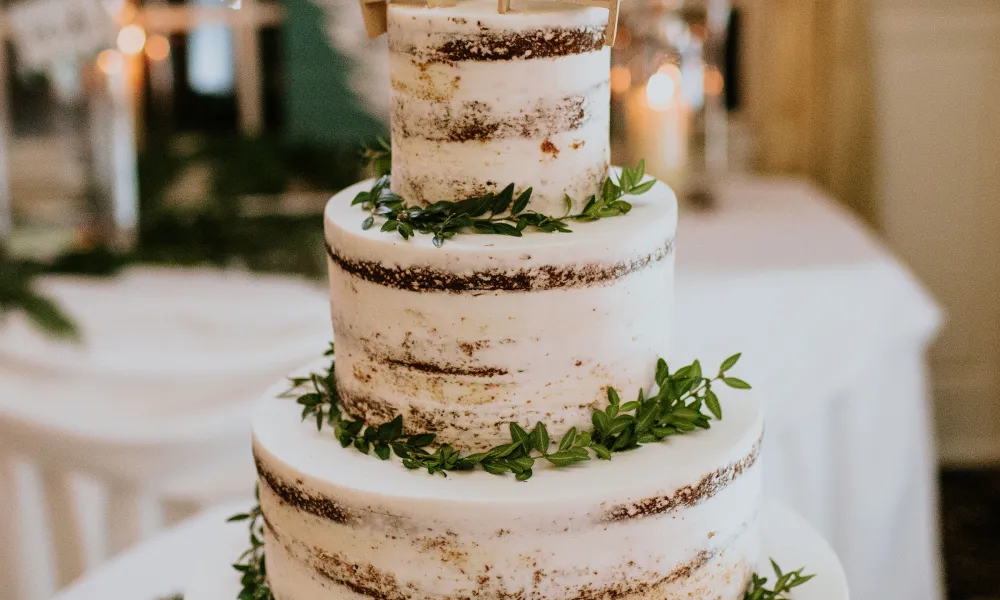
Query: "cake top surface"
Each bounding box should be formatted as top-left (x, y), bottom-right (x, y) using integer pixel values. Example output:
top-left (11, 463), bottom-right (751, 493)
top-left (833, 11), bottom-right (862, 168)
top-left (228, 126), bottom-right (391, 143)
top-left (253, 358), bottom-right (763, 506)
top-left (391, 0), bottom-right (605, 18)
top-left (324, 173), bottom-right (677, 268)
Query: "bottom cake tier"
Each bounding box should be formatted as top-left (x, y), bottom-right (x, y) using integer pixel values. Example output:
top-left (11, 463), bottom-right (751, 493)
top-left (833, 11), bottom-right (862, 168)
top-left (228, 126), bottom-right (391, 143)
top-left (252, 360), bottom-right (764, 600)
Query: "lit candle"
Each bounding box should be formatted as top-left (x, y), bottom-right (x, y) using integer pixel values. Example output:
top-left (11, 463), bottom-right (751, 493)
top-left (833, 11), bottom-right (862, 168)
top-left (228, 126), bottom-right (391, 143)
top-left (624, 68), bottom-right (691, 194)
top-left (93, 49), bottom-right (139, 248)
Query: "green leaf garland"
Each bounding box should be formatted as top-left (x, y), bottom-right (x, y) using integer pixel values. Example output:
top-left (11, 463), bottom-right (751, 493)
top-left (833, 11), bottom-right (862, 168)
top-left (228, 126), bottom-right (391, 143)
top-left (283, 345), bottom-right (750, 482)
top-left (352, 147), bottom-right (656, 246)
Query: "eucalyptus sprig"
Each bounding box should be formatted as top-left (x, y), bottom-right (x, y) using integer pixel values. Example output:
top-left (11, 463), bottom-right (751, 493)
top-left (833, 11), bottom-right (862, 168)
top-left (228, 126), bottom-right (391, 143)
top-left (285, 345), bottom-right (749, 481)
top-left (361, 137), bottom-right (392, 178)
top-left (745, 560), bottom-right (816, 599)
top-left (227, 488), bottom-right (274, 600)
top-left (350, 161), bottom-right (655, 247)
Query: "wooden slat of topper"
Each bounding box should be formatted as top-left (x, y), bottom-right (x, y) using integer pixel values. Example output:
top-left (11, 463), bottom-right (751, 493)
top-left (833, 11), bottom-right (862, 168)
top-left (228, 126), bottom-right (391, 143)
top-left (363, 0), bottom-right (620, 45)
top-left (359, 0), bottom-right (388, 38)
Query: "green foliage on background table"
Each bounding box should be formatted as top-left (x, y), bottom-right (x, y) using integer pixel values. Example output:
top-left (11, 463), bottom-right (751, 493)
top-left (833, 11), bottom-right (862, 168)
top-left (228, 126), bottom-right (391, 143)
top-left (0, 246), bottom-right (79, 341)
top-left (134, 135), bottom-right (370, 279)
top-left (1, 136), bottom-right (371, 341)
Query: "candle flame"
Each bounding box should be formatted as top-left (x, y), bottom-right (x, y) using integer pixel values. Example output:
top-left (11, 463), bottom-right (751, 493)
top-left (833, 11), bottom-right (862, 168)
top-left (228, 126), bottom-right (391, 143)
top-left (145, 35), bottom-right (171, 61)
top-left (610, 66), bottom-right (631, 96)
top-left (117, 24), bottom-right (147, 55)
top-left (97, 50), bottom-right (124, 75)
top-left (645, 73), bottom-right (677, 110)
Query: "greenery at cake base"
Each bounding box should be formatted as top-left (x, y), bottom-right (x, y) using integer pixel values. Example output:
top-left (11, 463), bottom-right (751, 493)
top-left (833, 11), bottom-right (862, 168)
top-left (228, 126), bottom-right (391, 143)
top-left (285, 344), bottom-right (750, 481)
top-left (227, 488), bottom-right (271, 600)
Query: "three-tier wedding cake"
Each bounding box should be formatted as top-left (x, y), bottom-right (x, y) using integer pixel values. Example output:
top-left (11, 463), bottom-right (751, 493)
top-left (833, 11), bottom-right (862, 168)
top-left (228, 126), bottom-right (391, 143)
top-left (249, 0), bottom-right (765, 597)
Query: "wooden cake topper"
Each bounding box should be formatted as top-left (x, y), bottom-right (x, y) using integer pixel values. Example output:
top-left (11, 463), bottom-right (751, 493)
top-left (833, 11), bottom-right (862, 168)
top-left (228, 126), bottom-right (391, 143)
top-left (359, 0), bottom-right (621, 45)
top-left (497, 0), bottom-right (620, 45)
top-left (360, 0), bottom-right (389, 38)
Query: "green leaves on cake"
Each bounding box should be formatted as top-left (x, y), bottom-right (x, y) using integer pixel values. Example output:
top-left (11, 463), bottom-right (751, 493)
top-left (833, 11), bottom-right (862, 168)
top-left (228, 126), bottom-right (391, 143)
top-left (361, 137), bottom-right (392, 178)
top-left (350, 161), bottom-right (655, 247)
top-left (745, 560), bottom-right (816, 599)
top-left (286, 345), bottom-right (750, 482)
top-left (227, 487), bottom-right (272, 600)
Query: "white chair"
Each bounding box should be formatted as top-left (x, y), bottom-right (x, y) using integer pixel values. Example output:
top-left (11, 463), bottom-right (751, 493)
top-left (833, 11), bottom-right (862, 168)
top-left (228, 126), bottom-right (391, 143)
top-left (0, 267), bottom-right (331, 600)
top-left (49, 503), bottom-right (250, 600)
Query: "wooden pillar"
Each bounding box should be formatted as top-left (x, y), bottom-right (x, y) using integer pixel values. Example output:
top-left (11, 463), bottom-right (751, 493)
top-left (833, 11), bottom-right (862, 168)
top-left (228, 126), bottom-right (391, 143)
top-left (0, 458), bottom-right (24, 600)
top-left (0, 22), bottom-right (13, 238)
top-left (233, 0), bottom-right (264, 136)
top-left (39, 468), bottom-right (88, 590)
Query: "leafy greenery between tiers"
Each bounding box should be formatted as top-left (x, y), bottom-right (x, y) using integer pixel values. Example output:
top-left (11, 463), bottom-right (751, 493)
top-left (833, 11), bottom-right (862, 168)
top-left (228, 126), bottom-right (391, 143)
top-left (282, 343), bottom-right (750, 482)
top-left (227, 497), bottom-right (814, 600)
top-left (353, 140), bottom-right (656, 246)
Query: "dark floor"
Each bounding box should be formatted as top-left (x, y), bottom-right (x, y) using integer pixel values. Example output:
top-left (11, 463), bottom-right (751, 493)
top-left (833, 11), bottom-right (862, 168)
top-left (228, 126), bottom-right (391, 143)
top-left (942, 469), bottom-right (1000, 600)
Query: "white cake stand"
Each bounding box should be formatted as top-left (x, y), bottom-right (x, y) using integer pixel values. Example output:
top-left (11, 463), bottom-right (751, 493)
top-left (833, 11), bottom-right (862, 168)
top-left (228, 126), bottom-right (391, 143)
top-left (185, 499), bottom-right (848, 600)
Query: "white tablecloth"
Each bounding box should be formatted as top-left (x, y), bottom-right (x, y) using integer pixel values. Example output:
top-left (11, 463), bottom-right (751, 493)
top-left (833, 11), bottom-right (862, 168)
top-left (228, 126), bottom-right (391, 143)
top-left (0, 268), bottom-right (331, 600)
top-left (675, 177), bottom-right (943, 600)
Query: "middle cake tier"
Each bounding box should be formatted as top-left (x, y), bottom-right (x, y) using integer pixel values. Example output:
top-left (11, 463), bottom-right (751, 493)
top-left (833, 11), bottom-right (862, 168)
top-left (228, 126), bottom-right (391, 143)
top-left (324, 173), bottom-right (677, 451)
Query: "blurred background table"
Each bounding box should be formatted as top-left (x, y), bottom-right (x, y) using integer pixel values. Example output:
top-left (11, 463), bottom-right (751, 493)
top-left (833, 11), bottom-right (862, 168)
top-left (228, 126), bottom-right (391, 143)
top-left (675, 176), bottom-right (943, 600)
top-left (0, 268), bottom-right (330, 600)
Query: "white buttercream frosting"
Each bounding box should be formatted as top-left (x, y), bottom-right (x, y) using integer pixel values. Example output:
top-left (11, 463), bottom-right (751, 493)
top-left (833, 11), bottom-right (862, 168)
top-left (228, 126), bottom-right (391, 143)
top-left (388, 0), bottom-right (611, 213)
top-left (252, 363), bottom-right (764, 599)
top-left (324, 173), bottom-right (677, 451)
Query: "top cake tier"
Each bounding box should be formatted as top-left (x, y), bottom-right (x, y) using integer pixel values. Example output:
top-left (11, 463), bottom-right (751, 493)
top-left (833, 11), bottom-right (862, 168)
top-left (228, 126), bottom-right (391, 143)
top-left (388, 0), bottom-right (612, 214)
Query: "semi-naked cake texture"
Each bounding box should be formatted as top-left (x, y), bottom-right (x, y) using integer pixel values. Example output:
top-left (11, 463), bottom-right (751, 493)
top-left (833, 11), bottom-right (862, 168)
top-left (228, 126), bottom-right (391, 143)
top-left (253, 364), bottom-right (764, 600)
top-left (389, 0), bottom-right (611, 214)
top-left (252, 0), bottom-right (764, 597)
top-left (324, 174), bottom-right (677, 451)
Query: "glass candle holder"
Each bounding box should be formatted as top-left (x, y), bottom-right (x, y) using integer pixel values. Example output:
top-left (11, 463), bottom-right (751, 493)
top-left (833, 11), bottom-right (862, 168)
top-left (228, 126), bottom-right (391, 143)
top-left (611, 0), bottom-right (731, 206)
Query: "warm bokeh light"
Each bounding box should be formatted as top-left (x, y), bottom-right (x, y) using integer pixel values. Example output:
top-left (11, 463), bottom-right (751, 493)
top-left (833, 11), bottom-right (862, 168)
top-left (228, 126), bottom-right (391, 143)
top-left (657, 62), bottom-right (682, 81)
top-left (615, 27), bottom-right (632, 50)
top-left (115, 3), bottom-right (138, 26)
top-left (704, 66), bottom-right (725, 96)
top-left (97, 49), bottom-right (125, 75)
top-left (645, 72), bottom-right (677, 110)
top-left (117, 24), bottom-right (147, 55)
top-left (610, 66), bottom-right (632, 96)
top-left (145, 34), bottom-right (171, 61)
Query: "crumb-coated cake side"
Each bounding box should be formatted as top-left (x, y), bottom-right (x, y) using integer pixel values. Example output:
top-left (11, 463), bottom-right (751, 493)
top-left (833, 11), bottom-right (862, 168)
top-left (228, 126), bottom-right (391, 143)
top-left (324, 174), bottom-right (677, 451)
top-left (251, 1), bottom-right (767, 598)
top-left (389, 0), bottom-right (612, 214)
